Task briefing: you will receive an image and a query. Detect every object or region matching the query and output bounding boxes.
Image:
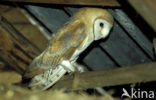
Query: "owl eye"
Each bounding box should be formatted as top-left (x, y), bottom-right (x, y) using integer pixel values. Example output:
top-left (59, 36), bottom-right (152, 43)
top-left (99, 22), bottom-right (104, 28)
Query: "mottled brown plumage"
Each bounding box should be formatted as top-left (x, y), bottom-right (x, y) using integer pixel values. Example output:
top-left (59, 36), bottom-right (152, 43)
top-left (24, 7), bottom-right (114, 90)
top-left (24, 20), bottom-right (86, 78)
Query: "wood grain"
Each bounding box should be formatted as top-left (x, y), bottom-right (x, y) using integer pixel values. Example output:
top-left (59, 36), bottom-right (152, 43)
top-left (0, 5), bottom-right (48, 74)
top-left (53, 62), bottom-right (156, 90)
top-left (0, 71), bottom-right (22, 84)
top-left (127, 0), bottom-right (156, 32)
top-left (1, 0), bottom-right (120, 6)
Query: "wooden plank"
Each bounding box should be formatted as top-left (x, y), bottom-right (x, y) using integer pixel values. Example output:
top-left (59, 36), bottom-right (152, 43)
top-left (1, 0), bottom-right (120, 6)
top-left (53, 62), bottom-right (156, 90)
top-left (127, 0), bottom-right (156, 32)
top-left (0, 5), bottom-right (49, 51)
top-left (0, 17), bottom-right (38, 73)
top-left (108, 9), bottom-right (154, 59)
top-left (0, 5), bottom-right (48, 74)
top-left (0, 71), bottom-right (22, 84)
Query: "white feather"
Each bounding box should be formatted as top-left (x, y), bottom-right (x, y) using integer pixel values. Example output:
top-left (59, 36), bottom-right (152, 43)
top-left (94, 19), bottom-right (112, 40)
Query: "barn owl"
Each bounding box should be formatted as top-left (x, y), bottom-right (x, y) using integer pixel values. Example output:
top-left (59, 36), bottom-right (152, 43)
top-left (24, 7), bottom-right (114, 90)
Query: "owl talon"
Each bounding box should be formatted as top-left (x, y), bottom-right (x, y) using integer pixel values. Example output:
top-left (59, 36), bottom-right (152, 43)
top-left (72, 62), bottom-right (85, 73)
top-left (61, 60), bottom-right (75, 72)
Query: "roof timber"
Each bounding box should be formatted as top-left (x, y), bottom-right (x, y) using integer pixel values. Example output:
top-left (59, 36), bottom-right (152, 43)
top-left (0, 5), bottom-right (48, 74)
top-left (1, 0), bottom-right (120, 6)
top-left (127, 0), bottom-right (156, 32)
top-left (1, 0), bottom-right (156, 32)
top-left (53, 62), bottom-right (156, 90)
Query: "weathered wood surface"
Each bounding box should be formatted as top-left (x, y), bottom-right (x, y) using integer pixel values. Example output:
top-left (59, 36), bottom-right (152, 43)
top-left (0, 5), bottom-right (48, 51)
top-left (127, 0), bottom-right (156, 32)
top-left (0, 71), bottom-right (22, 84)
top-left (53, 62), bottom-right (156, 90)
top-left (1, 0), bottom-right (120, 6)
top-left (0, 5), bottom-right (48, 74)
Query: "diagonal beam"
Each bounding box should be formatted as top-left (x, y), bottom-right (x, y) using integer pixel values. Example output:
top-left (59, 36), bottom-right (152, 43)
top-left (127, 0), bottom-right (156, 32)
top-left (0, 5), bottom-right (48, 74)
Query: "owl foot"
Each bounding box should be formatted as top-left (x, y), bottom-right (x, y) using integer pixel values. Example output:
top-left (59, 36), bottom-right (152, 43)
top-left (72, 62), bottom-right (85, 73)
top-left (61, 60), bottom-right (75, 72)
top-left (60, 60), bottom-right (85, 73)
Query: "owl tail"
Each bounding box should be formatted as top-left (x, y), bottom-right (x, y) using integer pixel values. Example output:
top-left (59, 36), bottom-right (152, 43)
top-left (28, 65), bottom-right (66, 91)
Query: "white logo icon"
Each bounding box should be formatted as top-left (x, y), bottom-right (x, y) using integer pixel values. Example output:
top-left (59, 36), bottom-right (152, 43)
top-left (121, 88), bottom-right (155, 99)
top-left (121, 88), bottom-right (130, 98)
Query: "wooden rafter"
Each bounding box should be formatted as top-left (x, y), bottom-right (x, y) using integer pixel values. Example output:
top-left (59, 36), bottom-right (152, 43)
top-left (1, 0), bottom-right (120, 6)
top-left (127, 0), bottom-right (156, 32)
top-left (0, 5), bottom-right (48, 74)
top-left (53, 62), bottom-right (156, 90)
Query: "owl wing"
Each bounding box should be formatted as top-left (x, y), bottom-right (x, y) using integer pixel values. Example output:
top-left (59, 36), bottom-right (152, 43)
top-left (24, 19), bottom-right (86, 78)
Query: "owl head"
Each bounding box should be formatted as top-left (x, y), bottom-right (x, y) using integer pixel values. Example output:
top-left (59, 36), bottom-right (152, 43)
top-left (73, 8), bottom-right (114, 41)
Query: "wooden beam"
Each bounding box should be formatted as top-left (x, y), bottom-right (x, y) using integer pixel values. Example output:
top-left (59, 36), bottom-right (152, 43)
top-left (53, 62), bottom-right (156, 90)
top-left (0, 5), bottom-right (48, 74)
top-left (1, 0), bottom-right (120, 6)
top-left (0, 71), bottom-right (22, 84)
top-left (127, 0), bottom-right (156, 32)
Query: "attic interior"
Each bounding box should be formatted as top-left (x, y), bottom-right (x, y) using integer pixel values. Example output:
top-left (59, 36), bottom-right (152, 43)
top-left (0, 0), bottom-right (156, 100)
